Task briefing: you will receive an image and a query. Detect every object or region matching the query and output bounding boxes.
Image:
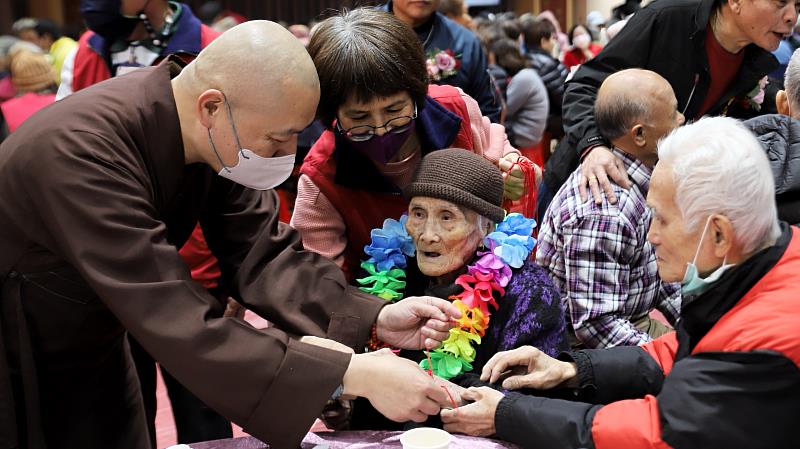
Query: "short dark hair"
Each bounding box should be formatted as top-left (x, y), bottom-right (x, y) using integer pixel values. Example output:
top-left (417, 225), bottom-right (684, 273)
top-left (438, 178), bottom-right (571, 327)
top-left (490, 38), bottom-right (529, 77)
top-left (499, 19), bottom-right (521, 40)
top-left (568, 24), bottom-right (594, 45)
top-left (34, 19), bottom-right (61, 40)
top-left (595, 89), bottom-right (648, 141)
top-left (476, 23), bottom-right (504, 54)
top-left (308, 8), bottom-right (428, 127)
top-left (521, 17), bottom-right (555, 50)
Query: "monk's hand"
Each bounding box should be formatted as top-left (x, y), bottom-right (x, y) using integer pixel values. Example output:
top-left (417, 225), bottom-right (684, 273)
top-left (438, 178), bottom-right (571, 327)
top-left (440, 387), bottom-right (503, 437)
top-left (376, 296), bottom-right (461, 350)
top-left (342, 349), bottom-right (451, 422)
top-left (579, 145), bottom-right (629, 204)
top-left (480, 346), bottom-right (577, 390)
top-left (499, 152), bottom-right (525, 201)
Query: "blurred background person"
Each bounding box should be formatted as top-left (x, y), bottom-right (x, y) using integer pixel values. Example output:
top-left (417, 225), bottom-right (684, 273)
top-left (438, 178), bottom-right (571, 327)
top-left (563, 23), bottom-right (603, 71)
top-left (0, 50), bottom-right (57, 141)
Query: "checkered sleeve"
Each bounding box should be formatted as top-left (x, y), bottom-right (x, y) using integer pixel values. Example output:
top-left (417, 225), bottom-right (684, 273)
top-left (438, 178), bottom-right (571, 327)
top-left (656, 280), bottom-right (681, 325)
top-left (562, 214), bottom-right (653, 348)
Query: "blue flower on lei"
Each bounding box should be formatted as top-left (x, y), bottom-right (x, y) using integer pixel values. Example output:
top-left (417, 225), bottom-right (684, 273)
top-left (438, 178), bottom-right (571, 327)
top-left (485, 225), bottom-right (536, 269)
top-left (496, 213), bottom-right (537, 237)
top-left (363, 215), bottom-right (416, 272)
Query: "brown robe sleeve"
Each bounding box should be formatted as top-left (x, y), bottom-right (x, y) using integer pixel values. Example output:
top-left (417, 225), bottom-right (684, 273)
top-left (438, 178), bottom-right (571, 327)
top-left (23, 130), bottom-right (384, 449)
top-left (200, 175), bottom-right (383, 349)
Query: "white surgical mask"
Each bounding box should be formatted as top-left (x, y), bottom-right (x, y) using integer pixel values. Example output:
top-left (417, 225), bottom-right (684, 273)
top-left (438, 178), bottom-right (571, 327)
top-left (207, 95), bottom-right (295, 190)
top-left (573, 33), bottom-right (591, 50)
top-left (681, 216), bottom-right (735, 297)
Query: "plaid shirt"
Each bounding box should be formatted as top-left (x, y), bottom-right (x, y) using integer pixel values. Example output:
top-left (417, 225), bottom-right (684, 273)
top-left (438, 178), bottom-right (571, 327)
top-left (536, 149), bottom-right (681, 348)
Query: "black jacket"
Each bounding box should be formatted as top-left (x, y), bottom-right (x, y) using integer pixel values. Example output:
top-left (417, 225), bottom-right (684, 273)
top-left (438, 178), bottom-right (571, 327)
top-left (525, 48), bottom-right (568, 137)
top-left (489, 223), bottom-right (800, 449)
top-left (744, 114), bottom-right (800, 225)
top-left (544, 0), bottom-right (779, 192)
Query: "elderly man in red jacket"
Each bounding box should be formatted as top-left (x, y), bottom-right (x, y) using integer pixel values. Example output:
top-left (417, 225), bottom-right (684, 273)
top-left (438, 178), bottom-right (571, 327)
top-left (442, 116), bottom-right (800, 449)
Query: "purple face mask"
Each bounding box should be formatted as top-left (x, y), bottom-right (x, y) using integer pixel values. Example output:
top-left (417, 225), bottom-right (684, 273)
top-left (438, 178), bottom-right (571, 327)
top-left (342, 120), bottom-right (416, 165)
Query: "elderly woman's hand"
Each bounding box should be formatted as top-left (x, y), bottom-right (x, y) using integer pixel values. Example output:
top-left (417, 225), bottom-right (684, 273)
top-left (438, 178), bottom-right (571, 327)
top-left (481, 346), bottom-right (578, 390)
top-left (440, 387), bottom-right (503, 437)
top-left (498, 153), bottom-right (527, 201)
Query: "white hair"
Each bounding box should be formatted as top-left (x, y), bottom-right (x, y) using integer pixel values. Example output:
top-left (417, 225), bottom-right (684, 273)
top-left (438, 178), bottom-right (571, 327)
top-left (475, 215), bottom-right (495, 238)
top-left (785, 48), bottom-right (800, 112)
top-left (657, 117), bottom-right (781, 255)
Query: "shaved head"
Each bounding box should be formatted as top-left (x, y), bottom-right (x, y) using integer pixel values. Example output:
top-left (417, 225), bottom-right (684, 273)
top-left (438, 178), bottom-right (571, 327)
top-left (178, 20), bottom-right (319, 107)
top-left (595, 69), bottom-right (674, 141)
top-left (175, 20), bottom-right (321, 168)
top-left (595, 69), bottom-right (682, 164)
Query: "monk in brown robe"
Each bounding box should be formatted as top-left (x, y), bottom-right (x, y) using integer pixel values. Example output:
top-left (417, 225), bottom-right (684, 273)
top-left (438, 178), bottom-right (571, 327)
top-left (0, 21), bottom-right (459, 449)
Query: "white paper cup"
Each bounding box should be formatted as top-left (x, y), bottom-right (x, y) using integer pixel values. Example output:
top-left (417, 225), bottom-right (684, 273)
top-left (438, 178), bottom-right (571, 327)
top-left (400, 427), bottom-right (452, 449)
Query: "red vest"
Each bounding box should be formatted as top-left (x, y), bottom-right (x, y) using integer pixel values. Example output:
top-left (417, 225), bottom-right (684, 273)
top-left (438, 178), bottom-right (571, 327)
top-left (301, 84), bottom-right (474, 280)
top-left (1, 93), bottom-right (55, 133)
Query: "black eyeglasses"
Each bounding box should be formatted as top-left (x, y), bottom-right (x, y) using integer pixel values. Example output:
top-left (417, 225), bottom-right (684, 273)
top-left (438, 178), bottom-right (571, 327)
top-left (337, 103), bottom-right (418, 142)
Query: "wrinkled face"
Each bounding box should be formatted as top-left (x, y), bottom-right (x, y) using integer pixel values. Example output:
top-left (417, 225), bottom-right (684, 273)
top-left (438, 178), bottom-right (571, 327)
top-left (732, 0), bottom-right (798, 51)
top-left (406, 197), bottom-right (484, 278)
top-left (392, 0), bottom-right (438, 27)
top-left (646, 164), bottom-right (719, 282)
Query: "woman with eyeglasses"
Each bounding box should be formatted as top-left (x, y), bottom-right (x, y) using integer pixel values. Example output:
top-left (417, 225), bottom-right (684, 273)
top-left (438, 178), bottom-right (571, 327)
top-left (293, 8), bottom-right (531, 281)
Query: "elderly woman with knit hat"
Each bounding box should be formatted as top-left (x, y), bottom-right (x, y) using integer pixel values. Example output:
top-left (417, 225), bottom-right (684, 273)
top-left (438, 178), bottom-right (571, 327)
top-left (381, 149), bottom-right (566, 373)
top-left (334, 148), bottom-right (566, 430)
top-left (293, 8), bottom-right (537, 282)
top-left (0, 49), bottom-right (57, 141)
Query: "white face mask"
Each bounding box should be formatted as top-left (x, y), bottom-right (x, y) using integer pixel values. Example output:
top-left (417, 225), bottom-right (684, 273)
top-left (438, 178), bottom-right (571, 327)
top-left (207, 95), bottom-right (295, 190)
top-left (573, 33), bottom-right (591, 50)
top-left (681, 216), bottom-right (735, 298)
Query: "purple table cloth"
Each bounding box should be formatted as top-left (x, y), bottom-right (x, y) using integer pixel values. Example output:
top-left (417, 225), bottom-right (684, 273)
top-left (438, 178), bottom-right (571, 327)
top-left (190, 431), bottom-right (520, 449)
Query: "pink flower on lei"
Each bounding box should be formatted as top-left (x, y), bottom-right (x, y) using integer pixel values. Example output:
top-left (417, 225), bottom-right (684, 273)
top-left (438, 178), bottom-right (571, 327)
top-left (468, 250), bottom-right (512, 287)
top-left (454, 271), bottom-right (504, 317)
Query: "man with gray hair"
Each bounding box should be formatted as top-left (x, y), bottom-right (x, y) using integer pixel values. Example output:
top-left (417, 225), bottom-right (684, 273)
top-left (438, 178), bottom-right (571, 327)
top-left (746, 48), bottom-right (800, 224)
top-left (537, 68), bottom-right (684, 349)
top-left (441, 116), bottom-right (800, 449)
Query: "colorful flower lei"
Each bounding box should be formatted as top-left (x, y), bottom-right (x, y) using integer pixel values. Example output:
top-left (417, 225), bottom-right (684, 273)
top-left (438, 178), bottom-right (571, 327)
top-left (426, 48), bottom-right (461, 81)
top-left (357, 213), bottom-right (537, 380)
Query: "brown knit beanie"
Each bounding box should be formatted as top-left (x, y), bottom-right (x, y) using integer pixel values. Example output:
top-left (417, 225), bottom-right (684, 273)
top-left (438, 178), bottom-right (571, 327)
top-left (11, 50), bottom-right (56, 93)
top-left (404, 148), bottom-right (505, 222)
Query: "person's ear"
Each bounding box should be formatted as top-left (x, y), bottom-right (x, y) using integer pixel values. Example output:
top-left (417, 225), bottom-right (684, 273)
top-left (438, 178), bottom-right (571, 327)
top-left (710, 214), bottom-right (734, 259)
top-left (631, 124), bottom-right (647, 147)
top-left (728, 0), bottom-right (743, 14)
top-left (776, 89), bottom-right (791, 116)
top-left (197, 89), bottom-right (224, 129)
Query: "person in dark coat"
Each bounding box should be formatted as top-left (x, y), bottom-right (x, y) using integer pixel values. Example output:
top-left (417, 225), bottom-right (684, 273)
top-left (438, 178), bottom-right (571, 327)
top-left (521, 16), bottom-right (568, 139)
top-left (541, 0), bottom-right (793, 219)
top-left (380, 0), bottom-right (501, 122)
top-left (745, 47), bottom-right (800, 225)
